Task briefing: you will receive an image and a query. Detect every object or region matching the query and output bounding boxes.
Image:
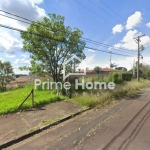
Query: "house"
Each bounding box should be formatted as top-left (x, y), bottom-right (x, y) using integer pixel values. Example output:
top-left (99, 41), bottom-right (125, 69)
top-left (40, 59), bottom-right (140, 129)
top-left (101, 68), bottom-right (116, 76)
top-left (115, 67), bottom-right (127, 72)
top-left (77, 69), bottom-right (94, 74)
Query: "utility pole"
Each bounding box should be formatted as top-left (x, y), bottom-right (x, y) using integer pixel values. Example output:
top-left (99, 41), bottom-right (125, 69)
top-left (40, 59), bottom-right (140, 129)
top-left (110, 49), bottom-right (112, 68)
top-left (134, 34), bottom-right (145, 82)
top-left (133, 59), bottom-right (135, 77)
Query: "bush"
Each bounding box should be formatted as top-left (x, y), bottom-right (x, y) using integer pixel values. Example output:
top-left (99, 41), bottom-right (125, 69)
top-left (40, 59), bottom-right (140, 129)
top-left (122, 72), bottom-right (133, 81)
top-left (112, 72), bottom-right (123, 84)
top-left (103, 72), bottom-right (123, 84)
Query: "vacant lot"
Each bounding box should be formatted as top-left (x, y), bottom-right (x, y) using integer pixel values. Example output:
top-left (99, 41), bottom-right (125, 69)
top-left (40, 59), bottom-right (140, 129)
top-left (71, 79), bottom-right (150, 107)
top-left (0, 86), bottom-right (66, 115)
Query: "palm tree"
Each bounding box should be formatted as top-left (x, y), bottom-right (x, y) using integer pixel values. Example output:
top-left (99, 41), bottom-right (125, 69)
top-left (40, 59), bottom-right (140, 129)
top-left (110, 63), bottom-right (117, 68)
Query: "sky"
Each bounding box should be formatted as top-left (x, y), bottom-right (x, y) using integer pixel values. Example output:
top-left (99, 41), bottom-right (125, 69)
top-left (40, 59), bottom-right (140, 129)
top-left (0, 0), bottom-right (150, 74)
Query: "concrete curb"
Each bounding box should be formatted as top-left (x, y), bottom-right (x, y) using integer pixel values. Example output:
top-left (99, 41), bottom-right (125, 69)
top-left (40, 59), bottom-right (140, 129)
top-left (0, 107), bottom-right (90, 149)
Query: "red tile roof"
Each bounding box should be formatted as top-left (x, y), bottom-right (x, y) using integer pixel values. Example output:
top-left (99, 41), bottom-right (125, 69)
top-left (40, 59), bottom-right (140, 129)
top-left (101, 68), bottom-right (116, 72)
top-left (77, 70), bottom-right (94, 73)
top-left (77, 68), bottom-right (116, 73)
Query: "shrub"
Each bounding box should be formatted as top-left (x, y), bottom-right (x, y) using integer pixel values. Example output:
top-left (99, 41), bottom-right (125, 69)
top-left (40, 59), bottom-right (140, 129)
top-left (122, 72), bottom-right (133, 81)
top-left (112, 72), bottom-right (123, 84)
top-left (103, 72), bottom-right (123, 84)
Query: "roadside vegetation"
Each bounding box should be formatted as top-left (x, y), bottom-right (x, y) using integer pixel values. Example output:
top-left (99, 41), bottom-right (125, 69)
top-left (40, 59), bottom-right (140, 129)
top-left (71, 78), bottom-right (150, 108)
top-left (1, 71), bottom-right (150, 115)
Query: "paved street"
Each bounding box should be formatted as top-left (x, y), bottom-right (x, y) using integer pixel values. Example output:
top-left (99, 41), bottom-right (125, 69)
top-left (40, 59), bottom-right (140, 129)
top-left (7, 88), bottom-right (150, 150)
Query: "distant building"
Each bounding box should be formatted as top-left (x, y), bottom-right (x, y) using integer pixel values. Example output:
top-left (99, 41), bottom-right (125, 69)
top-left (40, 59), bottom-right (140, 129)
top-left (101, 68), bottom-right (116, 76)
top-left (77, 68), bottom-right (116, 76)
top-left (77, 69), bottom-right (94, 74)
top-left (115, 67), bottom-right (127, 72)
top-left (14, 74), bottom-right (27, 78)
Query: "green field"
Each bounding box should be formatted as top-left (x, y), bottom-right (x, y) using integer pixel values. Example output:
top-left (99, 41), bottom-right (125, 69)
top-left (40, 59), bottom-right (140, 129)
top-left (0, 86), bottom-right (66, 115)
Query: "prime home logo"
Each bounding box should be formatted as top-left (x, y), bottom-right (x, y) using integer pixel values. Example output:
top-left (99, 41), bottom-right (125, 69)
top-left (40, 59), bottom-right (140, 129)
top-left (34, 55), bottom-right (116, 90)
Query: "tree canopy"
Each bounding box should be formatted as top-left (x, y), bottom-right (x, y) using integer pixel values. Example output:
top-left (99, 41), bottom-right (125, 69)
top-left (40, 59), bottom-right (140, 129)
top-left (20, 13), bottom-right (86, 82)
top-left (94, 66), bottom-right (101, 74)
top-left (0, 60), bottom-right (14, 92)
top-left (110, 63), bottom-right (117, 68)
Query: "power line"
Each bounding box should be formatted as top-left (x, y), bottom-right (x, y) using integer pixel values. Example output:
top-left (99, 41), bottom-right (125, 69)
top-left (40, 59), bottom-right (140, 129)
top-left (99, 0), bottom-right (125, 22)
top-left (0, 9), bottom-right (136, 54)
top-left (83, 40), bottom-right (136, 55)
top-left (82, 37), bottom-right (137, 54)
top-left (140, 46), bottom-right (150, 54)
top-left (0, 23), bottom-right (135, 57)
top-left (0, 14), bottom-right (31, 25)
top-left (84, 46), bottom-right (134, 57)
top-left (142, 59), bottom-right (149, 66)
top-left (0, 10), bottom-right (33, 22)
top-left (141, 60), bottom-right (147, 66)
top-left (73, 0), bottom-right (114, 26)
top-left (88, 0), bottom-right (123, 23)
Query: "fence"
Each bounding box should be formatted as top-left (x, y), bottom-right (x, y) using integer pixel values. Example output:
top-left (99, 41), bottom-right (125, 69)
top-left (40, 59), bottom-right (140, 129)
top-left (16, 89), bottom-right (34, 111)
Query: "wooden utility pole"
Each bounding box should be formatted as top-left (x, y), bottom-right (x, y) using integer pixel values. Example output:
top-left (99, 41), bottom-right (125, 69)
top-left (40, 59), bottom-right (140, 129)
top-left (133, 59), bottom-right (135, 77)
top-left (134, 34), bottom-right (145, 82)
top-left (110, 49), bottom-right (112, 68)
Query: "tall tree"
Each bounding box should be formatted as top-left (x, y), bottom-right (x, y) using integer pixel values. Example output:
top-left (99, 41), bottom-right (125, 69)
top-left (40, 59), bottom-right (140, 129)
top-left (0, 60), bottom-right (14, 91)
top-left (20, 14), bottom-right (86, 82)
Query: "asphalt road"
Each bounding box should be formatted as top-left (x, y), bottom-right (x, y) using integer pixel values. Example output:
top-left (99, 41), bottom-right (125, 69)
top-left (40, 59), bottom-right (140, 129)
top-left (8, 88), bottom-right (150, 150)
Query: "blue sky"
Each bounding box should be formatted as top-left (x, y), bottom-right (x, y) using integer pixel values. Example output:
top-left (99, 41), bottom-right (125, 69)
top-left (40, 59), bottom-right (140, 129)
top-left (0, 0), bottom-right (150, 74)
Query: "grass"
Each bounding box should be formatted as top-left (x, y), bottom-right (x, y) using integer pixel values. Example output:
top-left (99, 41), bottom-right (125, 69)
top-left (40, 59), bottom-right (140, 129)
top-left (0, 85), bottom-right (66, 115)
top-left (70, 79), bottom-right (150, 108)
top-left (1, 78), bottom-right (150, 115)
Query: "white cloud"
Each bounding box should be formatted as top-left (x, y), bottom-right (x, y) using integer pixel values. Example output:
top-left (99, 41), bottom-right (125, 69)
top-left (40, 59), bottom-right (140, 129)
top-left (88, 49), bottom-right (95, 53)
top-left (112, 24), bottom-right (124, 34)
top-left (0, 57), bottom-right (4, 62)
top-left (122, 30), bottom-right (138, 43)
top-left (114, 30), bottom-right (138, 50)
top-left (22, 54), bottom-right (30, 58)
top-left (0, 30), bottom-right (19, 50)
top-left (78, 54), bottom-right (95, 69)
top-left (12, 65), bottom-right (29, 74)
top-left (13, 58), bottom-right (30, 65)
top-left (5, 54), bottom-right (16, 58)
top-left (114, 55), bottom-right (150, 70)
top-left (0, 0), bottom-right (46, 56)
top-left (140, 36), bottom-right (150, 46)
top-left (114, 30), bottom-right (150, 50)
top-left (112, 57), bottom-right (137, 70)
top-left (126, 11), bottom-right (142, 30)
top-left (0, 0), bottom-right (46, 30)
top-left (146, 22), bottom-right (150, 28)
top-left (29, 0), bottom-right (43, 4)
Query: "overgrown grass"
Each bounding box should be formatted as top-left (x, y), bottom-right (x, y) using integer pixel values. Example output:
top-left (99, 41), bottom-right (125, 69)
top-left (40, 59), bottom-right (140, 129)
top-left (1, 78), bottom-right (150, 115)
top-left (0, 85), bottom-right (66, 115)
top-left (71, 79), bottom-right (150, 108)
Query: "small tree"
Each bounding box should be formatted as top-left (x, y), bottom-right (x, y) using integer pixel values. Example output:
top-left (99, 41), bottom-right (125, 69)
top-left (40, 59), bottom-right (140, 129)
top-left (0, 60), bottom-right (14, 91)
top-left (94, 66), bottom-right (101, 74)
top-left (140, 64), bottom-right (150, 79)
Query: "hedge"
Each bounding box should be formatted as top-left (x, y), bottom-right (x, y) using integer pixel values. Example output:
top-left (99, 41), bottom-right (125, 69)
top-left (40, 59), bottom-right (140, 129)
top-left (122, 72), bottom-right (133, 81)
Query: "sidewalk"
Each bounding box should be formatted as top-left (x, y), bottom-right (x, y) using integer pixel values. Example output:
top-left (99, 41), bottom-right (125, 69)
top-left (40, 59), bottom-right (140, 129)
top-left (0, 100), bottom-right (88, 147)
